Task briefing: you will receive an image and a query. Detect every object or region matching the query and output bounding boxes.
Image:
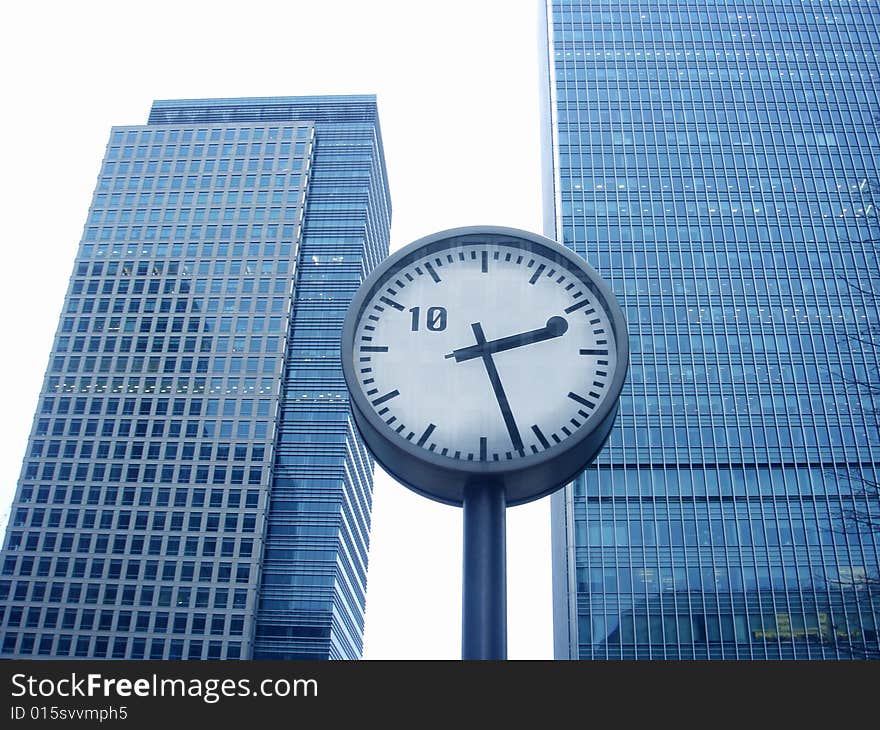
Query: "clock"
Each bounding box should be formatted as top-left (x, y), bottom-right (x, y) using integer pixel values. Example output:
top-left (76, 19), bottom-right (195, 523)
top-left (341, 226), bottom-right (629, 506)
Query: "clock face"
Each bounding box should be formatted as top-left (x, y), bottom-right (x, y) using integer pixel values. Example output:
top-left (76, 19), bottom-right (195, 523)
top-left (343, 230), bottom-right (626, 506)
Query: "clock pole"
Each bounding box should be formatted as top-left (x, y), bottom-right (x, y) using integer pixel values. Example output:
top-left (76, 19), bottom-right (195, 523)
top-left (461, 481), bottom-right (507, 660)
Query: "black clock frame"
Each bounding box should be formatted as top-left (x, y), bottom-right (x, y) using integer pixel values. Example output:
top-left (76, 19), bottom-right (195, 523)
top-left (340, 225), bottom-right (629, 506)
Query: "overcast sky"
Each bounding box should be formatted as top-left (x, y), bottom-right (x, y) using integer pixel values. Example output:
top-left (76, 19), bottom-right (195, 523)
top-left (0, 0), bottom-right (551, 659)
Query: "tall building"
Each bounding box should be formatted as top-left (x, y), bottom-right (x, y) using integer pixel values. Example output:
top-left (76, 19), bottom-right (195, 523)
top-left (541, 1), bottom-right (880, 658)
top-left (0, 96), bottom-right (391, 659)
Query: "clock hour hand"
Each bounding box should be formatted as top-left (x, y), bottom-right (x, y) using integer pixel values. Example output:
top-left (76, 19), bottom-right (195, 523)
top-left (469, 322), bottom-right (524, 452)
top-left (445, 316), bottom-right (568, 363)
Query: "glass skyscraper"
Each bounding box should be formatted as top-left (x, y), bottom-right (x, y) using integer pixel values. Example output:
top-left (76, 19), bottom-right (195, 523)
top-left (0, 95), bottom-right (391, 659)
top-left (541, 1), bottom-right (880, 658)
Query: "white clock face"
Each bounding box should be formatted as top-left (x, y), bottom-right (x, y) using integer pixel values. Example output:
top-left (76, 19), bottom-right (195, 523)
top-left (351, 240), bottom-right (619, 464)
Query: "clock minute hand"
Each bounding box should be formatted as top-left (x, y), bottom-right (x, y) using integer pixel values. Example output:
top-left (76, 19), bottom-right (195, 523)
top-left (445, 316), bottom-right (568, 363)
top-left (469, 322), bottom-right (524, 453)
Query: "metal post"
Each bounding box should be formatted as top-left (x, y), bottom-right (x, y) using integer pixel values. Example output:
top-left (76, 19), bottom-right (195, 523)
top-left (461, 481), bottom-right (507, 660)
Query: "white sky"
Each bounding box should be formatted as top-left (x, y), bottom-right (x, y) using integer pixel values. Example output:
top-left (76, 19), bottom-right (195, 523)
top-left (0, 0), bottom-right (551, 659)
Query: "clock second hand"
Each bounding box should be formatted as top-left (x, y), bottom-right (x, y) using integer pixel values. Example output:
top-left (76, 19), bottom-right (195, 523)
top-left (467, 322), bottom-right (524, 453)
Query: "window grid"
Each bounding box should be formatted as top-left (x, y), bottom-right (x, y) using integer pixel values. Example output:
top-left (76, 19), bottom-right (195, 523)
top-left (546, 0), bottom-right (880, 659)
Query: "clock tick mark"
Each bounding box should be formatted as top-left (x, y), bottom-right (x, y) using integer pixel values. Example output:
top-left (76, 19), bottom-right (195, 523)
top-left (568, 392), bottom-right (595, 409)
top-left (417, 423), bottom-right (436, 448)
top-left (565, 299), bottom-right (589, 314)
top-left (531, 424), bottom-right (551, 449)
top-left (424, 261), bottom-right (441, 282)
top-left (379, 296), bottom-right (404, 311)
top-left (481, 251), bottom-right (488, 273)
top-left (580, 349), bottom-right (609, 356)
top-left (529, 263), bottom-right (546, 284)
top-left (360, 345), bottom-right (388, 353)
top-left (480, 437), bottom-right (487, 461)
top-left (371, 389), bottom-right (400, 407)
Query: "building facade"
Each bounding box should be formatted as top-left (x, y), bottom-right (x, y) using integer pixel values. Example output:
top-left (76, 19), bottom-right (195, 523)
top-left (541, 0), bottom-right (880, 658)
top-left (0, 96), bottom-right (391, 659)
